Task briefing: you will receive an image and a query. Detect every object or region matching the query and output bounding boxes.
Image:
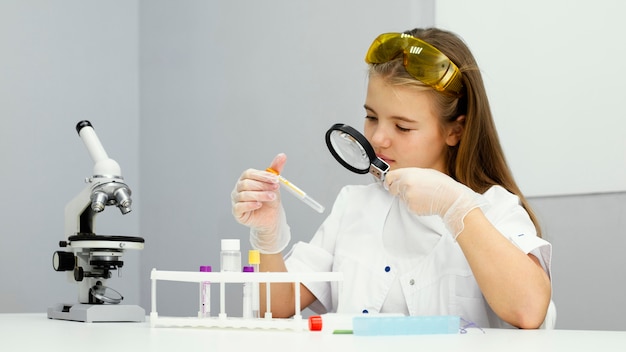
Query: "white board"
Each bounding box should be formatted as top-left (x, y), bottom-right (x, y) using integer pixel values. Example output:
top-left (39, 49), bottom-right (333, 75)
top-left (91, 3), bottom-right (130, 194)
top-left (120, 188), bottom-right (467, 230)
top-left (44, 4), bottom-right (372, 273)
top-left (436, 0), bottom-right (626, 196)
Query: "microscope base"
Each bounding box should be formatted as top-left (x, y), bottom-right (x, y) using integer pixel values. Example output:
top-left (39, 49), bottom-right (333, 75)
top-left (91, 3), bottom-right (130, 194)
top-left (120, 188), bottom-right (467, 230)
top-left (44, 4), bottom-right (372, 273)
top-left (47, 303), bottom-right (145, 323)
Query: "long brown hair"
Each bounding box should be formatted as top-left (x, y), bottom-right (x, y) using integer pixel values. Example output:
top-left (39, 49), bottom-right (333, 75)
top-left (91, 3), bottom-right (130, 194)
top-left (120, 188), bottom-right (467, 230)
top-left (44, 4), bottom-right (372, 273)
top-left (369, 28), bottom-right (542, 237)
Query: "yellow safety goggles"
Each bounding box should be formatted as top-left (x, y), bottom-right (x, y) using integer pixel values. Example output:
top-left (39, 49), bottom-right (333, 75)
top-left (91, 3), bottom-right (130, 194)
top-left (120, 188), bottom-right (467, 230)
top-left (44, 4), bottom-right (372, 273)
top-left (365, 32), bottom-right (464, 95)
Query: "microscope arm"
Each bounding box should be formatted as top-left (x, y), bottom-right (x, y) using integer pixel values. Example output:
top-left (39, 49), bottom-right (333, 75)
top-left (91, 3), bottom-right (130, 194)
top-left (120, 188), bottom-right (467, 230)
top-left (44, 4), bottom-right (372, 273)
top-left (64, 184), bottom-right (97, 238)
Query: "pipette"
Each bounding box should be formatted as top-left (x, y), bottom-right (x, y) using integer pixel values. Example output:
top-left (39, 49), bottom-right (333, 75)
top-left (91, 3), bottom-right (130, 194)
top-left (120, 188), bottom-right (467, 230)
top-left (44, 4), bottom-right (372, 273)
top-left (266, 168), bottom-right (325, 213)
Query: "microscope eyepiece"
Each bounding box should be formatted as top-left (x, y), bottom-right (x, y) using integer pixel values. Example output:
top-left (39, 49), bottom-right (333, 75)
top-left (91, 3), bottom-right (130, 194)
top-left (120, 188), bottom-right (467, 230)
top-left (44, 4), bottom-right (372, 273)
top-left (76, 120), bottom-right (93, 134)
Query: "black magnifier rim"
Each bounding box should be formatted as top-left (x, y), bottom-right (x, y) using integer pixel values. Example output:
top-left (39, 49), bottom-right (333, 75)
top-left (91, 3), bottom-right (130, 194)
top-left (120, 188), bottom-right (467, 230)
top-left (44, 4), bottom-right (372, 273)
top-left (325, 123), bottom-right (377, 174)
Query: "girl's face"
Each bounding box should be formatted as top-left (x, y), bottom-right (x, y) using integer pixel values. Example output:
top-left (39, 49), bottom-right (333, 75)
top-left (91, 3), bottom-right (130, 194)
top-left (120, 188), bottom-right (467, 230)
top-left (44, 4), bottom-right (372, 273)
top-left (363, 75), bottom-right (462, 174)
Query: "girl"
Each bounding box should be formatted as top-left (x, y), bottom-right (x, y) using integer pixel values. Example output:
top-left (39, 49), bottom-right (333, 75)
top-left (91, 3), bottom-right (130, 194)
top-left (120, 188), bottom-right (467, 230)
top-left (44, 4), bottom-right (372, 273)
top-left (231, 28), bottom-right (552, 329)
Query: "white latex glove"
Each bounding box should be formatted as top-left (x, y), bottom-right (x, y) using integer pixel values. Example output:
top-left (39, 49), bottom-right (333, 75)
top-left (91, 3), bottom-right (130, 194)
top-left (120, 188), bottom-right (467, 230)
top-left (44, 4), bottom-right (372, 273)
top-left (231, 153), bottom-right (291, 254)
top-left (385, 167), bottom-right (486, 239)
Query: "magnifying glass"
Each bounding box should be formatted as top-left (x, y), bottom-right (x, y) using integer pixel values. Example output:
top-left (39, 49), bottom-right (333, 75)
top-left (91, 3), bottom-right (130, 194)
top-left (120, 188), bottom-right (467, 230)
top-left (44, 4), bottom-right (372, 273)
top-left (325, 123), bottom-right (390, 183)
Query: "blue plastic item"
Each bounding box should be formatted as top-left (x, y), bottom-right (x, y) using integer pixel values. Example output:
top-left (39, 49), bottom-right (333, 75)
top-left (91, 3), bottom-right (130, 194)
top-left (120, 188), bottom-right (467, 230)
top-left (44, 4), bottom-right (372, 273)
top-left (352, 315), bottom-right (460, 336)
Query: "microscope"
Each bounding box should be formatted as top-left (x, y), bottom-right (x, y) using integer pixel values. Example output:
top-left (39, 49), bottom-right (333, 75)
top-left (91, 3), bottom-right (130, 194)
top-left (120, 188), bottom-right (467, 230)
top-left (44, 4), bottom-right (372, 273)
top-left (47, 120), bottom-right (145, 323)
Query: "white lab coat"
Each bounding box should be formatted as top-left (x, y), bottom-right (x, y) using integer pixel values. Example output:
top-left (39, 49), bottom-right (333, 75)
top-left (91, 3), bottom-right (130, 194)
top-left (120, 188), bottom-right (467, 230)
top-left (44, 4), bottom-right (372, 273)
top-left (284, 182), bottom-right (552, 328)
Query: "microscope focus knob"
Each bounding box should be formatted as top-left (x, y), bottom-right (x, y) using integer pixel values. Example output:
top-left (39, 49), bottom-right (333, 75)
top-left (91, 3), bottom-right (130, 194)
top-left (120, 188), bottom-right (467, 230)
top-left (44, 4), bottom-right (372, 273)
top-left (74, 267), bottom-right (84, 282)
top-left (52, 251), bottom-right (75, 272)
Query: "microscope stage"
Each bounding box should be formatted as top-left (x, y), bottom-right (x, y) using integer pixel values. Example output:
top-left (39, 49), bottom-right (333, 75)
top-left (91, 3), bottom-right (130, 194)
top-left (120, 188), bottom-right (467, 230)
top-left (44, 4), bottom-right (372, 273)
top-left (68, 234), bottom-right (144, 250)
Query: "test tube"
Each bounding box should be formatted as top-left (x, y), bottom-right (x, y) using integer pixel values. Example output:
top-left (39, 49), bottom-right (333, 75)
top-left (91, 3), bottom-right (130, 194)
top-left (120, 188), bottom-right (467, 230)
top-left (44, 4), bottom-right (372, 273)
top-left (266, 168), bottom-right (325, 213)
top-left (242, 266), bottom-right (254, 319)
top-left (248, 250), bottom-right (260, 318)
top-left (198, 265), bottom-right (211, 318)
top-left (219, 239), bottom-right (241, 319)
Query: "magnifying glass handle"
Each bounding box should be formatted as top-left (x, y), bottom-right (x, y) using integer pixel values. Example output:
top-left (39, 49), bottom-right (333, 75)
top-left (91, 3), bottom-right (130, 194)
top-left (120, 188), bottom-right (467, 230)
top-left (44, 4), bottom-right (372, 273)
top-left (370, 158), bottom-right (390, 184)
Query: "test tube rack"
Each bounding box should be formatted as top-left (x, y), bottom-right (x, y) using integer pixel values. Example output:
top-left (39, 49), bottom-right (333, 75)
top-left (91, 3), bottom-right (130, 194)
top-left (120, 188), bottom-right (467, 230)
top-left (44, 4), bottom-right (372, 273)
top-left (149, 268), bottom-right (343, 331)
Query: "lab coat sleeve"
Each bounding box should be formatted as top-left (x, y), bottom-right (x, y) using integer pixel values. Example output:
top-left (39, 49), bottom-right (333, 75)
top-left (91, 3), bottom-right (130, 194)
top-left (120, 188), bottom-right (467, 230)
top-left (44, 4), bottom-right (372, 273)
top-left (283, 242), bottom-right (333, 314)
top-left (509, 227), bottom-right (552, 279)
top-left (284, 185), bottom-right (353, 313)
top-left (483, 186), bottom-right (552, 279)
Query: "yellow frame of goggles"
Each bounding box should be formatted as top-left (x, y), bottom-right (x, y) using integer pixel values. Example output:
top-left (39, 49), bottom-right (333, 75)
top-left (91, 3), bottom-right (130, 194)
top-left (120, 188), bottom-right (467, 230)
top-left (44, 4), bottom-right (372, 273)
top-left (365, 32), bottom-right (464, 96)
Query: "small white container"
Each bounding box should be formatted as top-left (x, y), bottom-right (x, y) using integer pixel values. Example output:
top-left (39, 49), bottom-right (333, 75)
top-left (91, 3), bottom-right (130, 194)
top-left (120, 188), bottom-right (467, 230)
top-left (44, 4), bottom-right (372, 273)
top-left (220, 239), bottom-right (241, 272)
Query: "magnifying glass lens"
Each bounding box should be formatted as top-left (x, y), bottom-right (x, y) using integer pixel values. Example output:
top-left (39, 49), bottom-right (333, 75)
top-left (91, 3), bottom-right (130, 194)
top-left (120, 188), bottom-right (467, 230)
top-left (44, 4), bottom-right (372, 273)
top-left (329, 131), bottom-right (370, 171)
top-left (325, 123), bottom-right (389, 182)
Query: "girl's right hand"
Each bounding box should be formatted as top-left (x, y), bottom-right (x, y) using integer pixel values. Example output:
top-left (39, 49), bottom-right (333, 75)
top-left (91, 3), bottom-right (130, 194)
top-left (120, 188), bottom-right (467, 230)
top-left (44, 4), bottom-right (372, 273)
top-left (231, 153), bottom-right (291, 253)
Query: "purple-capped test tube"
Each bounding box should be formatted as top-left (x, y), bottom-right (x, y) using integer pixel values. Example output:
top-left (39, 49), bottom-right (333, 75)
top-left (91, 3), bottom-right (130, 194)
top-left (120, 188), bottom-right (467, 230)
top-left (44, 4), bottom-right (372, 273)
top-left (242, 266), bottom-right (254, 319)
top-left (199, 265), bottom-right (212, 318)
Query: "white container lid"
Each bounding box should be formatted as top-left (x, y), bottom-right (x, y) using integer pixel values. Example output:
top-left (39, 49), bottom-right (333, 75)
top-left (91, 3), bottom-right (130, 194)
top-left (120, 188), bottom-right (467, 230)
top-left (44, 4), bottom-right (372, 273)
top-left (221, 239), bottom-right (240, 251)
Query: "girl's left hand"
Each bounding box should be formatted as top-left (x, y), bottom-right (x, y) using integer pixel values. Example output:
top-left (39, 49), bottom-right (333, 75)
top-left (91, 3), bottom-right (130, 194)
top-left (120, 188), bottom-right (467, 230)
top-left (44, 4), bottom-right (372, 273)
top-left (384, 168), bottom-right (485, 237)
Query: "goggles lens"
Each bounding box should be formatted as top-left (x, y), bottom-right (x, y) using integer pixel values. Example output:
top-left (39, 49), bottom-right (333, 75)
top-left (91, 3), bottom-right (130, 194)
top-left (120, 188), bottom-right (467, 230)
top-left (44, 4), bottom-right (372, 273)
top-left (365, 33), bottom-right (463, 95)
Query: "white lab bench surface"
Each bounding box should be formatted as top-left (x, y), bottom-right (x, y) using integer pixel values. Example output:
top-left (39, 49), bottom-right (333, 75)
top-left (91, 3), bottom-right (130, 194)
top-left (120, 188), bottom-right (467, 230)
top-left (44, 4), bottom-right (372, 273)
top-left (2, 313), bottom-right (626, 351)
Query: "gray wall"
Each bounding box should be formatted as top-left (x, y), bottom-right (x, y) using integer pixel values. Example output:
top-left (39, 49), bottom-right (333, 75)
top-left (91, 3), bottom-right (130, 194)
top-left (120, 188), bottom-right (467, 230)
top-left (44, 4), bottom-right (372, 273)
top-left (1, 0), bottom-right (624, 331)
top-left (530, 192), bottom-right (626, 331)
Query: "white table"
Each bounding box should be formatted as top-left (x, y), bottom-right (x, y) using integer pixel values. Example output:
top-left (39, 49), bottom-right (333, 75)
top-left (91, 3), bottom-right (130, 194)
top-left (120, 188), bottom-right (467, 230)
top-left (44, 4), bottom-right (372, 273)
top-left (1, 314), bottom-right (626, 351)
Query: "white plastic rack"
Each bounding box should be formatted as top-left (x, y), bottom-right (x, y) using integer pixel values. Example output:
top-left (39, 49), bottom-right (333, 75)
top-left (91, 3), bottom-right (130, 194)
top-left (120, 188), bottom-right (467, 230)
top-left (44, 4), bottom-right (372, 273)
top-left (150, 268), bottom-right (343, 331)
